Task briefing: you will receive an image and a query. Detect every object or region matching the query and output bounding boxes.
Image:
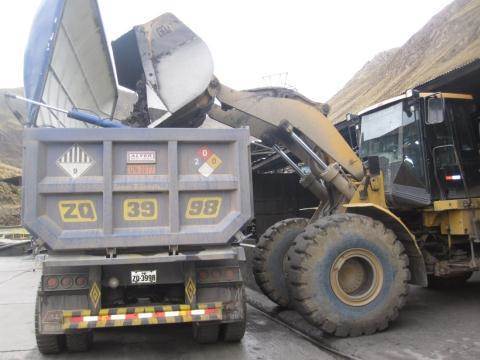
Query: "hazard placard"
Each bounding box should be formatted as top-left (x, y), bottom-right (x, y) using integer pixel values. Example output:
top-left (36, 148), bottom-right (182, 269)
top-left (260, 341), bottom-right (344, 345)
top-left (56, 144), bottom-right (95, 178)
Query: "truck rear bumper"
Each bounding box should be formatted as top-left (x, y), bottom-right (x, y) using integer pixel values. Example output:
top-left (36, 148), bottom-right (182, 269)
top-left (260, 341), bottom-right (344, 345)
top-left (62, 302), bottom-right (222, 330)
top-left (42, 246), bottom-right (245, 267)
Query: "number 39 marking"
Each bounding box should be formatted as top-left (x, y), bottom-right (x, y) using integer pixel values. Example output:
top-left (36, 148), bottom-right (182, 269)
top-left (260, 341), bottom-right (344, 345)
top-left (59, 200), bottom-right (97, 223)
top-left (123, 198), bottom-right (158, 221)
top-left (185, 197), bottom-right (222, 219)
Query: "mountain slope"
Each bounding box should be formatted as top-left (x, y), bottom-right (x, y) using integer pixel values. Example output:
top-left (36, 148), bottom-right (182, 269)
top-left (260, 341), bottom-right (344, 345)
top-left (0, 162), bottom-right (21, 226)
top-left (0, 89), bottom-right (24, 226)
top-left (0, 88), bottom-right (24, 167)
top-left (328, 0), bottom-right (480, 123)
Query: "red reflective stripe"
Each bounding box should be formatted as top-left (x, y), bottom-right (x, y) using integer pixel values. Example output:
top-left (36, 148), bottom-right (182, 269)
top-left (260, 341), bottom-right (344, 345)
top-left (204, 308), bottom-right (217, 315)
top-left (155, 312), bottom-right (166, 318)
top-left (69, 316), bottom-right (83, 323)
top-left (125, 314), bottom-right (137, 320)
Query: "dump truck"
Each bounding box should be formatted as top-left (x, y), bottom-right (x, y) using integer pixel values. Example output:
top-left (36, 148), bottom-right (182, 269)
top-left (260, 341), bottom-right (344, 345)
top-left (22, 1), bottom-right (251, 354)
top-left (22, 0), bottom-right (480, 349)
top-left (108, 11), bottom-right (480, 338)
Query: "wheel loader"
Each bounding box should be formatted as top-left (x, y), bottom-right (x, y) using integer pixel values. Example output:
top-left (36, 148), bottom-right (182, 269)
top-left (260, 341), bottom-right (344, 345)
top-left (21, 1), bottom-right (480, 342)
top-left (206, 84), bottom-right (480, 335)
top-left (116, 14), bottom-right (480, 336)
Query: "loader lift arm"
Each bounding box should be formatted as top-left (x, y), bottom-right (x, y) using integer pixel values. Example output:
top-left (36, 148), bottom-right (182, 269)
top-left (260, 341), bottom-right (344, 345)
top-left (207, 81), bottom-right (362, 200)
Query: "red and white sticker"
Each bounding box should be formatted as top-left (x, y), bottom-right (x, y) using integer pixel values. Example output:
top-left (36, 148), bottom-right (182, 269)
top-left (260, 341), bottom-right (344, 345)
top-left (127, 151), bottom-right (156, 164)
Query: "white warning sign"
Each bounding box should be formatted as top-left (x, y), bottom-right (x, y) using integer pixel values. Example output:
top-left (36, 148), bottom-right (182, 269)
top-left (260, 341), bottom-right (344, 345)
top-left (56, 144), bottom-right (95, 178)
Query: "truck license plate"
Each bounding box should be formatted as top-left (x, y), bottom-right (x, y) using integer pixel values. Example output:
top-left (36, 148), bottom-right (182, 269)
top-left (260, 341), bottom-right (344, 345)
top-left (131, 270), bottom-right (157, 284)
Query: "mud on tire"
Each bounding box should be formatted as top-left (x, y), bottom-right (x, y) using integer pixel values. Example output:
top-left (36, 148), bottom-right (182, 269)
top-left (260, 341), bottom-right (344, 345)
top-left (287, 214), bottom-right (410, 337)
top-left (253, 218), bottom-right (309, 307)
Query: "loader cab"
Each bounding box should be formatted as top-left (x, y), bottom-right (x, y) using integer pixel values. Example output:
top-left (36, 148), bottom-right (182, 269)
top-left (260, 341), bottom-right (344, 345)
top-left (357, 92), bottom-right (479, 208)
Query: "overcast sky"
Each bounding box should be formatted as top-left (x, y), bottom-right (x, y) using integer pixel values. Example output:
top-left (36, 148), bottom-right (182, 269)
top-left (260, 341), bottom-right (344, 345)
top-left (0, 0), bottom-right (452, 102)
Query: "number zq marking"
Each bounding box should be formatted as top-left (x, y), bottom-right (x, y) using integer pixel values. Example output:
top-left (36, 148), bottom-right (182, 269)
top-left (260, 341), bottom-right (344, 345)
top-left (59, 200), bottom-right (97, 223)
top-left (123, 198), bottom-right (158, 221)
top-left (185, 197), bottom-right (222, 219)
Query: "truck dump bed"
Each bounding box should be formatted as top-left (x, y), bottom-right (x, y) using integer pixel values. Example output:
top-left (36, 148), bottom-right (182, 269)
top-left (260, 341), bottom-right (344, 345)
top-left (23, 128), bottom-right (252, 251)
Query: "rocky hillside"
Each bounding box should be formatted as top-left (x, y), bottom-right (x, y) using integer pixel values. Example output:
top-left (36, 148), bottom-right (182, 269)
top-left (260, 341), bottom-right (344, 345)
top-left (0, 162), bottom-right (21, 226)
top-left (0, 88), bottom-right (24, 167)
top-left (0, 89), bottom-right (24, 226)
top-left (328, 0), bottom-right (480, 123)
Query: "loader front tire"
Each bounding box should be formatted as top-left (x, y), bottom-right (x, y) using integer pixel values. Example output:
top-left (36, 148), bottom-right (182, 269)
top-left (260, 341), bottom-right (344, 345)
top-left (288, 214), bottom-right (410, 337)
top-left (253, 218), bottom-right (309, 307)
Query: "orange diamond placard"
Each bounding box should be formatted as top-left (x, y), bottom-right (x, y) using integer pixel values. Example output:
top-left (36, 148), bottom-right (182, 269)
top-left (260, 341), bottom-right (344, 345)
top-left (206, 154), bottom-right (222, 170)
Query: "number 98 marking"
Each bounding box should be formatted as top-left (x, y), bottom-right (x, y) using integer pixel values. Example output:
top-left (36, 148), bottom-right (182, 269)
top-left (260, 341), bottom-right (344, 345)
top-left (185, 197), bottom-right (222, 219)
top-left (123, 198), bottom-right (158, 221)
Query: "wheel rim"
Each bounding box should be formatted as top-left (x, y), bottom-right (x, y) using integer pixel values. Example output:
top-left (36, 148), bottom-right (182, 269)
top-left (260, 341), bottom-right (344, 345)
top-left (330, 248), bottom-right (383, 306)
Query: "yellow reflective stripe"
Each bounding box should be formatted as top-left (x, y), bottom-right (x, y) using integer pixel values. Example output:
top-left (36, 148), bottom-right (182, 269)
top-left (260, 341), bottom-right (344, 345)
top-left (114, 320), bottom-right (124, 327)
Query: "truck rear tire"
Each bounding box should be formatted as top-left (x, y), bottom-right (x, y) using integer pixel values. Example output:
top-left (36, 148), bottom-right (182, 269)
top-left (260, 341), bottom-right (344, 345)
top-left (221, 321), bottom-right (246, 342)
top-left (253, 218), bottom-right (309, 307)
top-left (220, 287), bottom-right (247, 342)
top-left (428, 272), bottom-right (473, 289)
top-left (35, 287), bottom-right (65, 354)
top-left (193, 323), bottom-right (220, 344)
top-left (65, 331), bottom-right (93, 352)
top-left (288, 214), bottom-right (410, 337)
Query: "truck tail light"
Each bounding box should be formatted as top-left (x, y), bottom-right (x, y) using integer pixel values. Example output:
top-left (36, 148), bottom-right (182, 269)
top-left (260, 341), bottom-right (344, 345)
top-left (224, 268), bottom-right (235, 281)
top-left (445, 174), bottom-right (461, 181)
top-left (75, 275), bottom-right (88, 288)
top-left (60, 276), bottom-right (73, 289)
top-left (198, 270), bottom-right (209, 282)
top-left (46, 276), bottom-right (59, 289)
top-left (44, 274), bottom-right (88, 290)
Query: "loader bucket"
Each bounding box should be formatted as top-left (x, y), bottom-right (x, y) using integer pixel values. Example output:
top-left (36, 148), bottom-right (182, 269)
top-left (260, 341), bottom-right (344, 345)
top-left (112, 13), bottom-right (214, 116)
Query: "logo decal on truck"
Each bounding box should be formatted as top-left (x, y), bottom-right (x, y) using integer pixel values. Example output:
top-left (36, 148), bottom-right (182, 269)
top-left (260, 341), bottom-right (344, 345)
top-left (127, 151), bottom-right (156, 164)
top-left (57, 144), bottom-right (95, 178)
top-left (126, 151), bottom-right (157, 175)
